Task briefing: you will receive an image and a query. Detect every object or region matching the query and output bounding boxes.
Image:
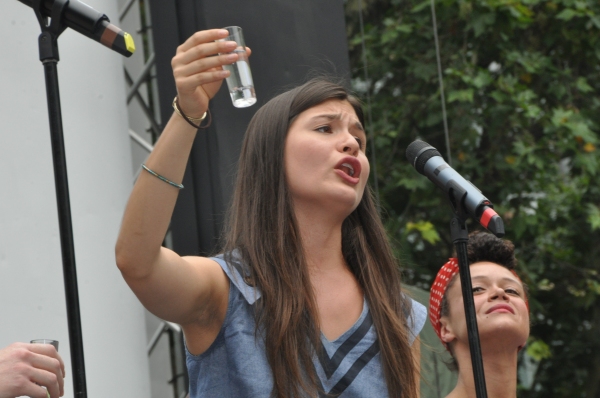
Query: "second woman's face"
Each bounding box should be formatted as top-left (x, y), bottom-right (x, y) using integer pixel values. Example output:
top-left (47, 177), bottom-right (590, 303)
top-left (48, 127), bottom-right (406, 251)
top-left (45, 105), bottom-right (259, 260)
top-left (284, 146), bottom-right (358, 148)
top-left (441, 262), bottom-right (530, 350)
top-left (284, 99), bottom-right (370, 215)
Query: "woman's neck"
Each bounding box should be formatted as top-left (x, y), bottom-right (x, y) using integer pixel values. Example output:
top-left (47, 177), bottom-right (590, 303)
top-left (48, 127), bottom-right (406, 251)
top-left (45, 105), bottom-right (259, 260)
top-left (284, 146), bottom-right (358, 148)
top-left (447, 343), bottom-right (519, 398)
top-left (294, 203), bottom-right (346, 272)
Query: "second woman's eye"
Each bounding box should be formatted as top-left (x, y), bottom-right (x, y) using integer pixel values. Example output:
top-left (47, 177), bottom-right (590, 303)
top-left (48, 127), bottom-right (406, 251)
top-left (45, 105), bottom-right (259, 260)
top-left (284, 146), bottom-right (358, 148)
top-left (354, 136), bottom-right (364, 149)
top-left (505, 288), bottom-right (520, 296)
top-left (316, 125), bottom-right (332, 133)
top-left (472, 286), bottom-right (484, 293)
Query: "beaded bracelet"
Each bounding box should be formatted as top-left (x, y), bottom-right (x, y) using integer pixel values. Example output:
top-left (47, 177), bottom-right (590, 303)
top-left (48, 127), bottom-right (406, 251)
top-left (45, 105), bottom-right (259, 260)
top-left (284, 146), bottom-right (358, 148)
top-left (172, 96), bottom-right (212, 129)
top-left (141, 164), bottom-right (184, 189)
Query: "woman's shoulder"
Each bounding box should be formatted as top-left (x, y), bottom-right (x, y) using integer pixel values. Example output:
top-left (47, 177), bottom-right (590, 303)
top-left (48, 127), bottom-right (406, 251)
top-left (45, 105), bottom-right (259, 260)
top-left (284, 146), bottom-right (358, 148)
top-left (400, 287), bottom-right (428, 345)
top-left (210, 251), bottom-right (262, 305)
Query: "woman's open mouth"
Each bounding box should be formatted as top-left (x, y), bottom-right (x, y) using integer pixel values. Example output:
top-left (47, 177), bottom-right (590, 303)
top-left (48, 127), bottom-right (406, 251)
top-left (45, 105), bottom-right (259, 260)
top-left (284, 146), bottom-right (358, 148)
top-left (335, 157), bottom-right (361, 183)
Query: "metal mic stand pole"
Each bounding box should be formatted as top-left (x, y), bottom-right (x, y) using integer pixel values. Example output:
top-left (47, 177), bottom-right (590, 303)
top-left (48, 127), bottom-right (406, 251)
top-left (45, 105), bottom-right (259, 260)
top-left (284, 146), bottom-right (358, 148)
top-left (448, 189), bottom-right (488, 398)
top-left (32, 0), bottom-right (88, 396)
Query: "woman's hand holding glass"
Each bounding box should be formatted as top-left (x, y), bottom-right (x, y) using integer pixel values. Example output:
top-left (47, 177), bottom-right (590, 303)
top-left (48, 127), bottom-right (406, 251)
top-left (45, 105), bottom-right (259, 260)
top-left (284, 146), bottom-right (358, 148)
top-left (171, 29), bottom-right (251, 120)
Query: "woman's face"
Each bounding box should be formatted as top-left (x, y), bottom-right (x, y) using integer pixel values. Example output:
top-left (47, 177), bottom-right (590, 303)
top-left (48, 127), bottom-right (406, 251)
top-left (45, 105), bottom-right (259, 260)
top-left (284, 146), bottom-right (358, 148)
top-left (284, 99), bottom-right (370, 215)
top-left (440, 262), bottom-right (530, 351)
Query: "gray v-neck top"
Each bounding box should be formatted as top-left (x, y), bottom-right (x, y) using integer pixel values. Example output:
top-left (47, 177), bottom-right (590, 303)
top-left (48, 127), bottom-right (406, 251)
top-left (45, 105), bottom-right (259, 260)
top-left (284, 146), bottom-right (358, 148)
top-left (185, 254), bottom-right (427, 397)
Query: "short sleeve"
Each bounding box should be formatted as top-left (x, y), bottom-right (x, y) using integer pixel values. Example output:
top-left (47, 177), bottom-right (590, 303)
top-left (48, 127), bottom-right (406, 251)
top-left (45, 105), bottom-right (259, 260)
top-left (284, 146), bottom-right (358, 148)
top-left (406, 298), bottom-right (427, 345)
top-left (211, 253), bottom-right (262, 305)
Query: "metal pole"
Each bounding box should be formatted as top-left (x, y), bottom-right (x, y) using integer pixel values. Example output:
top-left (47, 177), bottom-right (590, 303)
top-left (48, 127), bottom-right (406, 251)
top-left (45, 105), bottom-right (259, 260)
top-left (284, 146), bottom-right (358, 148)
top-left (34, 0), bottom-right (88, 395)
top-left (450, 216), bottom-right (488, 398)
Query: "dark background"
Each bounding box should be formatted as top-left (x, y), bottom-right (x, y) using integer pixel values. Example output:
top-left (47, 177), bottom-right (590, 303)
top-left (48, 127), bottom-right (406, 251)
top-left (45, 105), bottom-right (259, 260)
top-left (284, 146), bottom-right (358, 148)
top-left (147, 0), bottom-right (351, 256)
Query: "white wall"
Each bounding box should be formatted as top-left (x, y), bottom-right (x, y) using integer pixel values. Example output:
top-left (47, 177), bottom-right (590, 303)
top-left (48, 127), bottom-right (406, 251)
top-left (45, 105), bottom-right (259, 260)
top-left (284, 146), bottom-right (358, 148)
top-left (0, 1), bottom-right (151, 397)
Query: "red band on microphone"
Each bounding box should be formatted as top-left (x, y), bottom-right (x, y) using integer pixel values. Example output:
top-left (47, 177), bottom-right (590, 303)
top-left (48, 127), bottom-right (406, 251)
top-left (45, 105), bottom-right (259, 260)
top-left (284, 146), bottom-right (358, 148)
top-left (100, 23), bottom-right (119, 48)
top-left (480, 207), bottom-right (498, 229)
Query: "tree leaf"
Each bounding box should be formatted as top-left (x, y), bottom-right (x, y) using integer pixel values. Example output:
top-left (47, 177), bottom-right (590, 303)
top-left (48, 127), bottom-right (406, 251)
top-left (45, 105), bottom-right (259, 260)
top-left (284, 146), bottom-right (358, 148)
top-left (586, 204), bottom-right (600, 231)
top-left (410, 0), bottom-right (430, 13)
top-left (527, 339), bottom-right (552, 361)
top-left (406, 221), bottom-right (441, 245)
top-left (447, 89), bottom-right (474, 103)
top-left (576, 77), bottom-right (593, 93)
top-left (472, 70), bottom-right (494, 88)
top-left (556, 9), bottom-right (579, 21)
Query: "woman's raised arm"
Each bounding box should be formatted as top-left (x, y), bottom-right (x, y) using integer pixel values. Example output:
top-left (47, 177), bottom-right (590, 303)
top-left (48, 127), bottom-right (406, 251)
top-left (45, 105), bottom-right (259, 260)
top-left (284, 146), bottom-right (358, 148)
top-left (115, 29), bottom-right (238, 328)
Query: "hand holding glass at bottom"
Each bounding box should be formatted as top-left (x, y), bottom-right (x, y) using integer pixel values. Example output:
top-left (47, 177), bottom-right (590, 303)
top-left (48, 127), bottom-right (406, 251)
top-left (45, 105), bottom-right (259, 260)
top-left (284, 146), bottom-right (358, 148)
top-left (0, 340), bottom-right (65, 398)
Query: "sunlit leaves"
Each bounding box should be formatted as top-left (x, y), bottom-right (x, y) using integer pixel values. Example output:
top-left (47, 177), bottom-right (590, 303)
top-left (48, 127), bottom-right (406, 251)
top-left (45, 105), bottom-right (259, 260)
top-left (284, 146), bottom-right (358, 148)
top-left (406, 220), bottom-right (442, 244)
top-left (527, 337), bottom-right (553, 361)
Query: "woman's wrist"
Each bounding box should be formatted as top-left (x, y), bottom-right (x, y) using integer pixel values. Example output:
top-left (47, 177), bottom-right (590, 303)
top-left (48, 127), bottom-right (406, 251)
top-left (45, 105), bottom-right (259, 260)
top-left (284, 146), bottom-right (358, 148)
top-left (172, 96), bottom-right (211, 128)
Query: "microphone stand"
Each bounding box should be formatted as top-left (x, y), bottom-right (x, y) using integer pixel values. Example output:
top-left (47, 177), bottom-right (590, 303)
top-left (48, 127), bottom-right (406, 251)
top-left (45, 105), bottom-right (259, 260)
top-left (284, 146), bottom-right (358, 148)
top-left (448, 186), bottom-right (488, 398)
top-left (31, 0), bottom-right (88, 396)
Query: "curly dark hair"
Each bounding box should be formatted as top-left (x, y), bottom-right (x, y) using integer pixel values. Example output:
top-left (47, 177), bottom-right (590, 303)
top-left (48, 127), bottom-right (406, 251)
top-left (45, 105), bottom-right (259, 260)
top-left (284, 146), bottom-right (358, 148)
top-left (465, 231), bottom-right (517, 271)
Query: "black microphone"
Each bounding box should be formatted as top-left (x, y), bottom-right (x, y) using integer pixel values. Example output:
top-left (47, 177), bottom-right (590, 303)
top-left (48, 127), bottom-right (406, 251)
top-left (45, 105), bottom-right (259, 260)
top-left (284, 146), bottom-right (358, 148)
top-left (405, 140), bottom-right (504, 237)
top-left (18, 0), bottom-right (135, 57)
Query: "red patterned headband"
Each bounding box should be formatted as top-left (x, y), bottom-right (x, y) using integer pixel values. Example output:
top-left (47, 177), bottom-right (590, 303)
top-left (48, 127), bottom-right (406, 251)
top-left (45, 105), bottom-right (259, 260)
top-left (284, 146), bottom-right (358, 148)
top-left (429, 258), bottom-right (529, 346)
top-left (429, 258), bottom-right (460, 344)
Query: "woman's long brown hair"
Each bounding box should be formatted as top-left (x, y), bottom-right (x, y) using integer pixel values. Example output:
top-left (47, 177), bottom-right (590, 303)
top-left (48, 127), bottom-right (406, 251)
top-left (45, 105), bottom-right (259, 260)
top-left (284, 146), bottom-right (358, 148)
top-left (222, 78), bottom-right (418, 398)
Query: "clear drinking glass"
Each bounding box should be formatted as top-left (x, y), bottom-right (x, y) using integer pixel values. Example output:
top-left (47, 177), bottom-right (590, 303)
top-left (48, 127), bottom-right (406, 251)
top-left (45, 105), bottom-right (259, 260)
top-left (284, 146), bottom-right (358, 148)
top-left (31, 339), bottom-right (59, 351)
top-left (218, 26), bottom-right (256, 108)
top-left (30, 340), bottom-right (59, 398)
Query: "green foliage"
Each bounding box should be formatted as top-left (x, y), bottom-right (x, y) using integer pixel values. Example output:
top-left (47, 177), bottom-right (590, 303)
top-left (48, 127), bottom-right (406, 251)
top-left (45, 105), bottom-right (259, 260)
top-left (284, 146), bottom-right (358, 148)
top-left (406, 220), bottom-right (442, 244)
top-left (527, 337), bottom-right (552, 361)
top-left (346, 0), bottom-right (600, 396)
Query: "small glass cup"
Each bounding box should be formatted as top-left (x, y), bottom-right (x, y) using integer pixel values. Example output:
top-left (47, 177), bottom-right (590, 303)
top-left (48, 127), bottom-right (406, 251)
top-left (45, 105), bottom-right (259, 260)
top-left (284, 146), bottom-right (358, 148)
top-left (218, 26), bottom-right (257, 108)
top-left (31, 339), bottom-right (59, 351)
top-left (30, 340), bottom-right (59, 398)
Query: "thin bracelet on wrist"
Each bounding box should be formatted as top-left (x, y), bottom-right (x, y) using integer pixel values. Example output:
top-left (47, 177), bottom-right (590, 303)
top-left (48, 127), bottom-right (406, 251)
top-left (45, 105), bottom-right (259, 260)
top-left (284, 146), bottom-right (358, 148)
top-left (172, 96), bottom-right (212, 129)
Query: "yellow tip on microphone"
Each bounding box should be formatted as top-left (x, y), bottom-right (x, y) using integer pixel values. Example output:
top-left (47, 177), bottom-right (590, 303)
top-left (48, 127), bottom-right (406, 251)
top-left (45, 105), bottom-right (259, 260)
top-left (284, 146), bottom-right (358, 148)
top-left (124, 32), bottom-right (136, 54)
top-left (99, 22), bottom-right (135, 57)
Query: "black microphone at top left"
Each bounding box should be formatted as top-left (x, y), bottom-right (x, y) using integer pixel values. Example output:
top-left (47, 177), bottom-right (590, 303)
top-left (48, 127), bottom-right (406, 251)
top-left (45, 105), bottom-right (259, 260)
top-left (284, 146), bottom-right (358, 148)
top-left (18, 0), bottom-right (135, 57)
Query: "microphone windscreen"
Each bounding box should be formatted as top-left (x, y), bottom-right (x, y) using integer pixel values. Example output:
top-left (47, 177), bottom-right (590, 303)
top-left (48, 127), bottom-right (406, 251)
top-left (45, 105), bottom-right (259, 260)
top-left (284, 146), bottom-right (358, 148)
top-left (406, 140), bottom-right (442, 174)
